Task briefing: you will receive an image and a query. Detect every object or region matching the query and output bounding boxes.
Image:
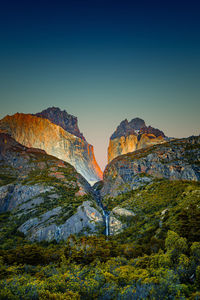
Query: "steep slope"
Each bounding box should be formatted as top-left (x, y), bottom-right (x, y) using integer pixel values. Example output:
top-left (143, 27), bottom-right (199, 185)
top-left (108, 118), bottom-right (166, 163)
top-left (1, 138), bottom-right (200, 300)
top-left (105, 179), bottom-right (200, 240)
top-left (0, 133), bottom-right (103, 242)
top-left (101, 135), bottom-right (200, 237)
top-left (0, 112), bottom-right (102, 184)
top-left (103, 135), bottom-right (200, 197)
top-left (34, 106), bottom-right (85, 140)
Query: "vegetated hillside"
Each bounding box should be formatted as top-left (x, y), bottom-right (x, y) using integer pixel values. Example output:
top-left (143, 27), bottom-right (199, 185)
top-left (103, 179), bottom-right (200, 241)
top-left (0, 112), bottom-right (102, 184)
top-left (0, 133), bottom-right (103, 243)
top-left (1, 179), bottom-right (200, 299)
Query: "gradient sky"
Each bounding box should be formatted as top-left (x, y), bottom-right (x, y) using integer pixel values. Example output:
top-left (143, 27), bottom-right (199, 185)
top-left (0, 0), bottom-right (200, 170)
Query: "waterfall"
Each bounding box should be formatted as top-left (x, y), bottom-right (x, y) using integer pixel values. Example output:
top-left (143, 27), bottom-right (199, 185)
top-left (93, 186), bottom-right (110, 236)
top-left (105, 213), bottom-right (110, 236)
top-left (55, 226), bottom-right (61, 242)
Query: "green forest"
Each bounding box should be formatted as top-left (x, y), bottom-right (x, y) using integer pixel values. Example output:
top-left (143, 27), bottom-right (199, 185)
top-left (0, 179), bottom-right (200, 299)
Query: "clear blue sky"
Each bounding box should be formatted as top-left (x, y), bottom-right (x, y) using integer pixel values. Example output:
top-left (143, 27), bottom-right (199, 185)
top-left (0, 0), bottom-right (200, 170)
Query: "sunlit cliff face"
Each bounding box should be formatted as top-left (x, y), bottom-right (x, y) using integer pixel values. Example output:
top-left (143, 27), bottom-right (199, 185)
top-left (0, 113), bottom-right (102, 184)
top-left (107, 118), bottom-right (166, 164)
top-left (108, 133), bottom-right (165, 163)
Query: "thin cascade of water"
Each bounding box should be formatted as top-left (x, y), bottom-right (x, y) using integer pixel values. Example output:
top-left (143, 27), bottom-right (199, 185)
top-left (105, 214), bottom-right (109, 236)
top-left (93, 187), bottom-right (110, 236)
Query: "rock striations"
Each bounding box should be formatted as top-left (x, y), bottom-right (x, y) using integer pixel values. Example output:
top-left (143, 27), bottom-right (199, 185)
top-left (108, 118), bottom-right (166, 163)
top-left (0, 133), bottom-right (103, 241)
top-left (0, 110), bottom-right (102, 184)
top-left (103, 135), bottom-right (200, 197)
top-left (34, 107), bottom-right (85, 140)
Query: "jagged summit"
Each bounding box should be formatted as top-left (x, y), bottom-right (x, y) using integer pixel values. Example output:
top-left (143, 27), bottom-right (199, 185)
top-left (108, 118), bottom-right (166, 163)
top-left (111, 117), bottom-right (164, 140)
top-left (129, 118), bottom-right (146, 130)
top-left (0, 112), bottom-right (102, 183)
top-left (111, 118), bottom-right (144, 140)
top-left (104, 135), bottom-right (200, 197)
top-left (34, 107), bottom-right (85, 140)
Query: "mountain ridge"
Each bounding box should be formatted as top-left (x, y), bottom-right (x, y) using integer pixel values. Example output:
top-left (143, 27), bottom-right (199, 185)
top-left (0, 112), bottom-right (200, 299)
top-left (34, 106), bottom-right (85, 140)
top-left (0, 112), bottom-right (102, 184)
top-left (103, 135), bottom-right (200, 198)
top-left (0, 132), bottom-right (103, 241)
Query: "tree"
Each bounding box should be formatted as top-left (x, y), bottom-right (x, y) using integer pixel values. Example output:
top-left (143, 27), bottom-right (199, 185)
top-left (165, 231), bottom-right (187, 264)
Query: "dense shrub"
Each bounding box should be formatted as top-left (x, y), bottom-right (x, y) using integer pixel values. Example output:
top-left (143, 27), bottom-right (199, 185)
top-left (0, 179), bottom-right (200, 299)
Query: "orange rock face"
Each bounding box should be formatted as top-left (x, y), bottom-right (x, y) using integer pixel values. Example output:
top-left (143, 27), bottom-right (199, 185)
top-left (0, 113), bottom-right (102, 183)
top-left (108, 133), bottom-right (165, 163)
top-left (103, 135), bottom-right (200, 197)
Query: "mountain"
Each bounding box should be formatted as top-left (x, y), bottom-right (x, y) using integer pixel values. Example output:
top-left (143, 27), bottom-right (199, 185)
top-left (0, 111), bottom-right (102, 184)
top-left (0, 126), bottom-right (200, 299)
top-left (108, 118), bottom-right (166, 163)
top-left (34, 106), bottom-right (85, 140)
top-left (0, 133), bottom-right (103, 242)
top-left (100, 135), bottom-right (200, 237)
top-left (102, 135), bottom-right (200, 198)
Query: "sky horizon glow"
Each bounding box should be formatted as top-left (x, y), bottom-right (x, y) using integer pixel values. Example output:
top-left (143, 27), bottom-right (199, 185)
top-left (0, 0), bottom-right (200, 170)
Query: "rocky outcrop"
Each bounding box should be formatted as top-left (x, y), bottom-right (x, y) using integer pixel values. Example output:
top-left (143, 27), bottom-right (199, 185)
top-left (0, 133), bottom-right (103, 241)
top-left (102, 135), bottom-right (200, 197)
top-left (0, 184), bottom-right (52, 213)
top-left (0, 132), bottom-right (92, 197)
top-left (109, 215), bottom-right (123, 235)
top-left (0, 113), bottom-right (102, 183)
top-left (108, 134), bottom-right (165, 164)
top-left (109, 207), bottom-right (135, 235)
top-left (19, 201), bottom-right (103, 242)
top-left (112, 207), bottom-right (135, 217)
top-left (108, 118), bottom-right (166, 163)
top-left (34, 107), bottom-right (85, 140)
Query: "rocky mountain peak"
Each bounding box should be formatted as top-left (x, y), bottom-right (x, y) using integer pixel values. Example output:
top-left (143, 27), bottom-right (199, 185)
top-left (111, 118), bottom-right (145, 140)
top-left (34, 107), bottom-right (85, 140)
top-left (140, 125), bottom-right (165, 138)
top-left (110, 117), bottom-right (165, 140)
top-left (129, 117), bottom-right (146, 130)
top-left (108, 117), bottom-right (166, 163)
top-left (0, 113), bottom-right (102, 183)
top-left (104, 135), bottom-right (200, 197)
